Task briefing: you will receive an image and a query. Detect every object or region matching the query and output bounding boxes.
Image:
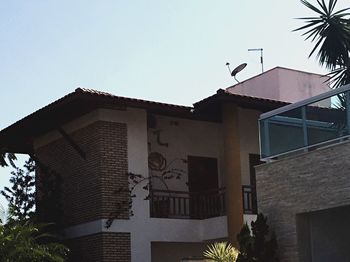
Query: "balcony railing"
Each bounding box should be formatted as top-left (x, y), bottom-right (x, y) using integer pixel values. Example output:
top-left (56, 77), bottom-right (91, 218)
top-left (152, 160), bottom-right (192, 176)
top-left (259, 84), bottom-right (350, 161)
top-left (150, 188), bottom-right (226, 219)
top-left (242, 185), bottom-right (258, 214)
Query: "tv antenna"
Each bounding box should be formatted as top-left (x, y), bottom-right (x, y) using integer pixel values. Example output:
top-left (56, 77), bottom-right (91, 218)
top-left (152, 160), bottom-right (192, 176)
top-left (226, 62), bottom-right (247, 83)
top-left (248, 48), bottom-right (264, 73)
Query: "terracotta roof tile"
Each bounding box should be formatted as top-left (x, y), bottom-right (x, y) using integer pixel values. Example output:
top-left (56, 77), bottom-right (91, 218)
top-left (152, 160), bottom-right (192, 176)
top-left (194, 89), bottom-right (289, 107)
top-left (75, 87), bottom-right (191, 110)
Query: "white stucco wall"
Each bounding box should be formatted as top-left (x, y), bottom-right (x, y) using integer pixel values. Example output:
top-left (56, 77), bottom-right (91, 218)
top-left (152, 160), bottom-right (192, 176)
top-left (243, 214), bottom-right (257, 228)
top-left (148, 114), bottom-right (224, 191)
top-left (226, 67), bottom-right (330, 103)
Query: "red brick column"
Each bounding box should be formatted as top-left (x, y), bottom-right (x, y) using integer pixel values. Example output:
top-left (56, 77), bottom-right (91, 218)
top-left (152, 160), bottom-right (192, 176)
top-left (67, 232), bottom-right (131, 262)
top-left (35, 120), bottom-right (130, 261)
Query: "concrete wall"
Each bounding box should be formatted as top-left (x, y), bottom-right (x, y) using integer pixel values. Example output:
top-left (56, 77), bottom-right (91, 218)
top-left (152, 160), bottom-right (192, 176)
top-left (227, 67), bottom-right (330, 103)
top-left (256, 141), bottom-right (350, 262)
top-left (148, 114), bottom-right (223, 191)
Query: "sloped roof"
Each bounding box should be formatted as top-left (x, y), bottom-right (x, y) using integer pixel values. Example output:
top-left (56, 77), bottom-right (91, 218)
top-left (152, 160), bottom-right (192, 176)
top-left (75, 88), bottom-right (191, 110)
top-left (0, 87), bottom-right (289, 154)
top-left (194, 89), bottom-right (288, 111)
top-left (0, 88), bottom-right (192, 153)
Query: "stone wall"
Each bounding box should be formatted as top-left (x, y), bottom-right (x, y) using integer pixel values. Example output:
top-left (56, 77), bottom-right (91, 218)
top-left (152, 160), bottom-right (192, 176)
top-left (255, 141), bottom-right (350, 262)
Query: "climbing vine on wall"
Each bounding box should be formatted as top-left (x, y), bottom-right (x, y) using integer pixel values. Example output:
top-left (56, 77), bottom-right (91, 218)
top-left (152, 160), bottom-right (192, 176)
top-left (105, 121), bottom-right (189, 228)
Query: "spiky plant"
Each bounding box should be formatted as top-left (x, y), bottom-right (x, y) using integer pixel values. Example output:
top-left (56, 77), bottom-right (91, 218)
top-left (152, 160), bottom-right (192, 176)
top-left (204, 242), bottom-right (239, 262)
top-left (294, 0), bottom-right (350, 88)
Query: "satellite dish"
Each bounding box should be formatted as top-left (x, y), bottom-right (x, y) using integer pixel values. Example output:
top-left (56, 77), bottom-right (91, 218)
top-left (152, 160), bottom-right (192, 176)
top-left (231, 63), bottom-right (247, 77)
top-left (225, 62), bottom-right (247, 83)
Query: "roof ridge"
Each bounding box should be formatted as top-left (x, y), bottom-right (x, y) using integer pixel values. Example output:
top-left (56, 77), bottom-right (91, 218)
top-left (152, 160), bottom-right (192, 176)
top-left (194, 88), bottom-right (290, 107)
top-left (75, 87), bottom-right (192, 109)
top-left (75, 87), bottom-right (115, 97)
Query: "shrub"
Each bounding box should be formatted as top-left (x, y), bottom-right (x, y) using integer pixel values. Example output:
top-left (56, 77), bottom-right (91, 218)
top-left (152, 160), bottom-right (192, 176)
top-left (237, 213), bottom-right (278, 262)
top-left (204, 242), bottom-right (239, 262)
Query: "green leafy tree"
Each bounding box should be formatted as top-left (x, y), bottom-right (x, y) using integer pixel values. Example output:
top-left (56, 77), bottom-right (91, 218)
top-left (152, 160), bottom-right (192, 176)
top-left (0, 152), bottom-right (16, 168)
top-left (294, 0), bottom-right (350, 88)
top-left (0, 221), bottom-right (69, 262)
top-left (1, 158), bottom-right (35, 222)
top-left (237, 214), bottom-right (278, 262)
top-left (0, 156), bottom-right (69, 261)
top-left (35, 159), bottom-right (63, 231)
top-left (204, 242), bottom-right (239, 262)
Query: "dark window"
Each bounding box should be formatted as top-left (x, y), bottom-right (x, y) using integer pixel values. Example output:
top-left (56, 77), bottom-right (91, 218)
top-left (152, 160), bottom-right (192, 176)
top-left (187, 156), bottom-right (219, 192)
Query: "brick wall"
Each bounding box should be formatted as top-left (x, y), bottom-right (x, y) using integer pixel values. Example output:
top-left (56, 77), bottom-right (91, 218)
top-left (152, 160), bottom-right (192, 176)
top-left (35, 120), bottom-right (129, 226)
top-left (67, 232), bottom-right (131, 262)
top-left (256, 142), bottom-right (350, 262)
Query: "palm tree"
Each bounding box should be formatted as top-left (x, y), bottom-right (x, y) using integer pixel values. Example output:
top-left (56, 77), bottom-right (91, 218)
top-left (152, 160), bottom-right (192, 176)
top-left (295, 0), bottom-right (350, 88)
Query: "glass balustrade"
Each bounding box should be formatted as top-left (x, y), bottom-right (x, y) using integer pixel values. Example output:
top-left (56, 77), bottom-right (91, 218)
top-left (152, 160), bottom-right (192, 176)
top-left (259, 84), bottom-right (350, 160)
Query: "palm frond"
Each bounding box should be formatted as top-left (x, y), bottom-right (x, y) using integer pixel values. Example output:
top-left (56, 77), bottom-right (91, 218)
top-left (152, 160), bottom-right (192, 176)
top-left (300, 0), bottom-right (324, 15)
top-left (296, 0), bottom-right (350, 88)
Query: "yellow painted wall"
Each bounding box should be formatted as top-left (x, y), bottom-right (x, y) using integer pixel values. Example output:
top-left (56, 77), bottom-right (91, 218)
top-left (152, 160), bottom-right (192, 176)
top-left (222, 103), bottom-right (243, 246)
top-left (238, 108), bottom-right (261, 185)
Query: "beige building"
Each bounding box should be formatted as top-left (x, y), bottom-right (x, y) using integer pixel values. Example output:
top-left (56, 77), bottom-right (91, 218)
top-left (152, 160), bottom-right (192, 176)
top-left (0, 67), bottom-right (329, 261)
top-left (226, 66), bottom-right (329, 104)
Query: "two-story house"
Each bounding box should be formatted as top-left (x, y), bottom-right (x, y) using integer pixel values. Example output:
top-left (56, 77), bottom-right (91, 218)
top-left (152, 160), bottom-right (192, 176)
top-left (0, 67), bottom-right (329, 262)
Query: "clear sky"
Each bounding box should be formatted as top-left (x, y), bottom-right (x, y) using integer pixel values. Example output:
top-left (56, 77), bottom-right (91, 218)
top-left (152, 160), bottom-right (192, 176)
top-left (0, 0), bottom-right (348, 208)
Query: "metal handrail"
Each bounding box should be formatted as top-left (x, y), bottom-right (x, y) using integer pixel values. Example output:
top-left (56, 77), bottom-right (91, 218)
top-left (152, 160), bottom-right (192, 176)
top-left (150, 188), bottom-right (226, 219)
top-left (242, 185), bottom-right (258, 214)
top-left (259, 84), bottom-right (350, 160)
top-left (151, 187), bottom-right (226, 195)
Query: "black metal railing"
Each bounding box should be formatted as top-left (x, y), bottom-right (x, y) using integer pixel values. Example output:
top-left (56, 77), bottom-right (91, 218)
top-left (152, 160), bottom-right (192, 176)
top-left (150, 188), bottom-right (226, 219)
top-left (242, 185), bottom-right (258, 214)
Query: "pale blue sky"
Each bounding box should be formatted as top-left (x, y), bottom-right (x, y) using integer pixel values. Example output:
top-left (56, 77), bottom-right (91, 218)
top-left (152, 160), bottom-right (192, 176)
top-left (0, 0), bottom-right (348, 208)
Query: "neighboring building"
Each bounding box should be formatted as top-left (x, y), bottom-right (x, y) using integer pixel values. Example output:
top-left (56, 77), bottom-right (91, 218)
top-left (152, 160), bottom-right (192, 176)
top-left (0, 67), bottom-right (329, 262)
top-left (256, 84), bottom-right (350, 262)
top-left (226, 66), bottom-right (329, 104)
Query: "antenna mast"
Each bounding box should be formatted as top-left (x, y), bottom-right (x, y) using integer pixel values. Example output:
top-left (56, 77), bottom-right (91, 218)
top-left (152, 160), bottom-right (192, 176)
top-left (248, 48), bottom-right (264, 73)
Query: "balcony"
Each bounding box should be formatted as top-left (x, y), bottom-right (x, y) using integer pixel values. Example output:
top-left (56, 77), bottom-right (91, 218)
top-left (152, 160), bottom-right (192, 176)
top-left (150, 186), bottom-right (257, 219)
top-left (259, 84), bottom-right (350, 161)
top-left (150, 188), bottom-right (226, 219)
